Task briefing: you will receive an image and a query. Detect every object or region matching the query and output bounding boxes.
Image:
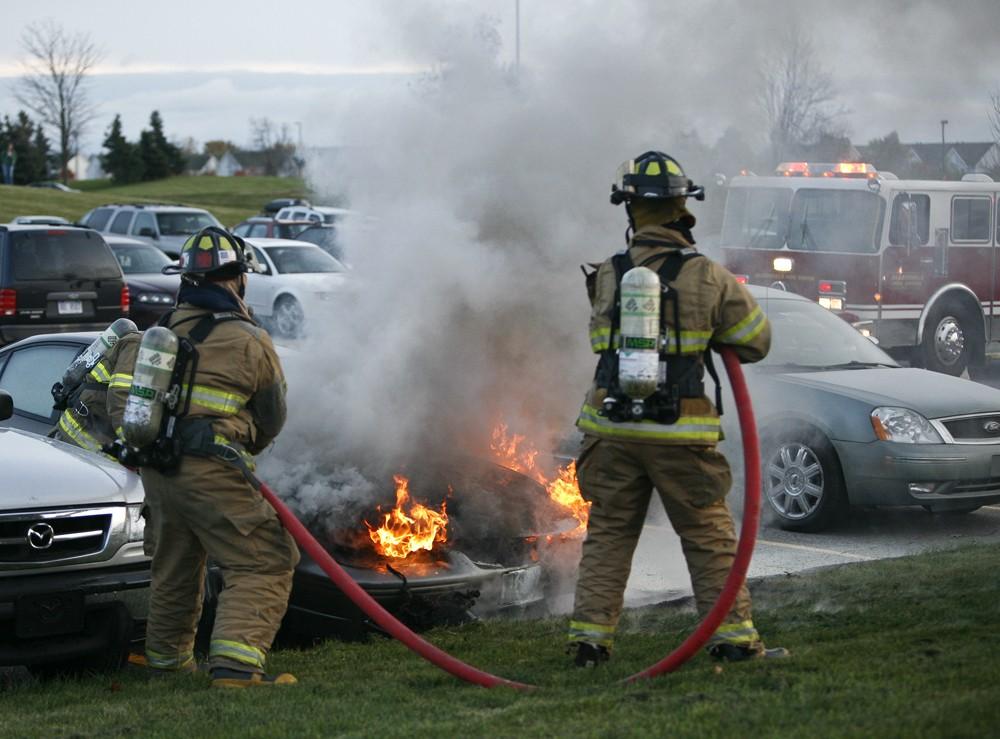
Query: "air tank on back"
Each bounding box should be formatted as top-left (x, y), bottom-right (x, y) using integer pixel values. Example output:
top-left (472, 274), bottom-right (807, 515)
top-left (617, 266), bottom-right (661, 401)
top-left (57, 318), bottom-right (138, 392)
top-left (122, 326), bottom-right (179, 449)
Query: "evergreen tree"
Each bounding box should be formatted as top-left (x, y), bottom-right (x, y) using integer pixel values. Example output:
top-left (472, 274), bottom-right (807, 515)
top-left (100, 114), bottom-right (144, 184)
top-left (2, 111), bottom-right (50, 183)
top-left (139, 110), bottom-right (184, 180)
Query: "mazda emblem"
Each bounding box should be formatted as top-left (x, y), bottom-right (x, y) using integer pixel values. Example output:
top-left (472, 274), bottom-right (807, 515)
top-left (984, 420), bottom-right (1000, 435)
top-left (26, 522), bottom-right (55, 550)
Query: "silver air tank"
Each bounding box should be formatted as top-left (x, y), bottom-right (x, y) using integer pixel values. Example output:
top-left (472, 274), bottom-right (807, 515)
top-left (618, 266), bottom-right (661, 401)
top-left (122, 327), bottom-right (179, 449)
top-left (59, 318), bottom-right (138, 390)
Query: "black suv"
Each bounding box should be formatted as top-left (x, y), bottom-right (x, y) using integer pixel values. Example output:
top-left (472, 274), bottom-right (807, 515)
top-left (0, 225), bottom-right (128, 345)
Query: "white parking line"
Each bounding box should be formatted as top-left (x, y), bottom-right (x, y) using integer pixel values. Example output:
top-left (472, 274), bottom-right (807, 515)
top-left (756, 538), bottom-right (872, 561)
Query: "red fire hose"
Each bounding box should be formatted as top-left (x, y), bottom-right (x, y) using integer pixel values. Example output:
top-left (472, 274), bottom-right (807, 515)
top-left (256, 347), bottom-right (760, 689)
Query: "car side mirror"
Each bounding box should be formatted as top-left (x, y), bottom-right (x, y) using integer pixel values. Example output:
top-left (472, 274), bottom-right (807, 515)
top-left (138, 227), bottom-right (157, 238)
top-left (0, 390), bottom-right (13, 422)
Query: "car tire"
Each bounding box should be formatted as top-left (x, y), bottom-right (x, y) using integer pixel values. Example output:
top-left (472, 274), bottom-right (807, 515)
top-left (273, 296), bottom-right (304, 339)
top-left (920, 303), bottom-right (977, 377)
top-left (762, 428), bottom-right (847, 532)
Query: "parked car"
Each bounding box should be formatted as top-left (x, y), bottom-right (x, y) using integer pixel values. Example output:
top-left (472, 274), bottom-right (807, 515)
top-left (292, 224), bottom-right (344, 262)
top-left (0, 224), bottom-right (128, 346)
top-left (0, 389), bottom-right (149, 676)
top-left (231, 217), bottom-right (314, 240)
top-left (744, 286), bottom-right (1000, 531)
top-left (80, 204), bottom-right (222, 256)
top-left (262, 198), bottom-right (311, 217)
top-left (104, 235), bottom-right (180, 328)
top-left (28, 182), bottom-right (81, 193)
top-left (244, 238), bottom-right (350, 338)
top-left (0, 336), bottom-right (571, 641)
top-left (273, 205), bottom-right (357, 225)
top-left (11, 215), bottom-right (72, 226)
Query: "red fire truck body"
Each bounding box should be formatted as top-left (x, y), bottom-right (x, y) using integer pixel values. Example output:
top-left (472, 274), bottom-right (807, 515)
top-left (720, 163), bottom-right (1000, 376)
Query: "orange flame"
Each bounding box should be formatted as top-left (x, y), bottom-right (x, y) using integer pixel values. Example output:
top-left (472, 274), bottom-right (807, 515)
top-left (365, 475), bottom-right (448, 559)
top-left (490, 423), bottom-right (590, 536)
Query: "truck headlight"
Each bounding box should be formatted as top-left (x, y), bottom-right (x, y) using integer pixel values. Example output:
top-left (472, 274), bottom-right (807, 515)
top-left (136, 292), bottom-right (174, 305)
top-left (871, 407), bottom-right (942, 444)
top-left (126, 504), bottom-right (146, 543)
top-left (818, 296), bottom-right (843, 311)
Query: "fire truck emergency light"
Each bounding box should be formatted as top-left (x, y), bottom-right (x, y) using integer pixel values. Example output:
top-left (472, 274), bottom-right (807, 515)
top-left (773, 257), bottom-right (793, 272)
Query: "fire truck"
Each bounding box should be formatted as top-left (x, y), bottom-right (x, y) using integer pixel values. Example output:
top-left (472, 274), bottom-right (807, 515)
top-left (720, 161), bottom-right (1000, 376)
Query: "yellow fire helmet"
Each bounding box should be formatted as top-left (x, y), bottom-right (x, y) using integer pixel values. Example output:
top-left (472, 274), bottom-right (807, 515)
top-left (164, 226), bottom-right (262, 276)
top-left (610, 151), bottom-right (705, 205)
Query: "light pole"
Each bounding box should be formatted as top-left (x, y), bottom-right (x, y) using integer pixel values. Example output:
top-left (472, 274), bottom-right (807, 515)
top-left (940, 119), bottom-right (948, 179)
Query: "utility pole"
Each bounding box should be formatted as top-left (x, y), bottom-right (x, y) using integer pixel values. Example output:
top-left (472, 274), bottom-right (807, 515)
top-left (515, 0), bottom-right (521, 73)
top-left (940, 119), bottom-right (948, 179)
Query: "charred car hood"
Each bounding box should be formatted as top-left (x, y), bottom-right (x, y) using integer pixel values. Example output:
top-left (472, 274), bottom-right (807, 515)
top-left (0, 428), bottom-right (143, 509)
top-left (761, 367), bottom-right (1000, 419)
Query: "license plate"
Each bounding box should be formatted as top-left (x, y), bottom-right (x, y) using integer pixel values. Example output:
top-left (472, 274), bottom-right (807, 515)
top-left (16, 591), bottom-right (85, 638)
top-left (57, 300), bottom-right (83, 315)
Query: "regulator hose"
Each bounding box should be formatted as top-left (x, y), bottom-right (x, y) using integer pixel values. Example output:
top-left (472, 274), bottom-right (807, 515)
top-left (256, 346), bottom-right (759, 689)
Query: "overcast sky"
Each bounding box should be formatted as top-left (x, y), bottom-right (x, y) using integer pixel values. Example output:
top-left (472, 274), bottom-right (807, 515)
top-left (1, 0), bottom-right (998, 155)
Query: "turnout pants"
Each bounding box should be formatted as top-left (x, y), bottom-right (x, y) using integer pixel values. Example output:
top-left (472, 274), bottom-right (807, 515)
top-left (569, 437), bottom-right (761, 651)
top-left (141, 456), bottom-right (300, 672)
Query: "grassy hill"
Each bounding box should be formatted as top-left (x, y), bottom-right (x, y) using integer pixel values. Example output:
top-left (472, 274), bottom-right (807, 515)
top-left (3, 543), bottom-right (998, 737)
top-left (0, 176), bottom-right (309, 228)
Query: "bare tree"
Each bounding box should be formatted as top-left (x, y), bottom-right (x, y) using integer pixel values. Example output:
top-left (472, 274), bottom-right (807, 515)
top-left (15, 20), bottom-right (103, 183)
top-left (249, 117), bottom-right (295, 176)
top-left (758, 30), bottom-right (846, 164)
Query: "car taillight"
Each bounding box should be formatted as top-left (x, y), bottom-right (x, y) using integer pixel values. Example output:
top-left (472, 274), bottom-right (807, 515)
top-left (818, 279), bottom-right (847, 295)
top-left (734, 274), bottom-right (749, 284)
top-left (121, 285), bottom-right (130, 314)
top-left (0, 289), bottom-right (15, 317)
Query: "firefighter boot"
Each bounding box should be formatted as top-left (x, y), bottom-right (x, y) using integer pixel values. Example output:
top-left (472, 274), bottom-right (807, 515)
top-left (127, 652), bottom-right (199, 675)
top-left (570, 641), bottom-right (611, 668)
top-left (210, 667), bottom-right (298, 688)
top-left (709, 644), bottom-right (791, 662)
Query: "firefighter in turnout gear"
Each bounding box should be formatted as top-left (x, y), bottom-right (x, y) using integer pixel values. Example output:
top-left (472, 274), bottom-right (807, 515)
top-left (568, 151), bottom-right (787, 666)
top-left (108, 226), bottom-right (300, 687)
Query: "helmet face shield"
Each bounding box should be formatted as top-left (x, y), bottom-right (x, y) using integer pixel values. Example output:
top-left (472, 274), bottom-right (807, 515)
top-left (611, 151), bottom-right (705, 205)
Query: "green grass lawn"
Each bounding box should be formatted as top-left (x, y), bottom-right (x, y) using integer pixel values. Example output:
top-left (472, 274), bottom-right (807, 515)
top-left (0, 176), bottom-right (308, 228)
top-left (2, 544), bottom-right (998, 738)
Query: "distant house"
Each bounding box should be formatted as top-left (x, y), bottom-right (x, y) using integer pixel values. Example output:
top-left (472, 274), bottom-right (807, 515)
top-left (195, 150), bottom-right (245, 177)
top-left (67, 153), bottom-right (107, 180)
top-left (905, 142), bottom-right (1000, 177)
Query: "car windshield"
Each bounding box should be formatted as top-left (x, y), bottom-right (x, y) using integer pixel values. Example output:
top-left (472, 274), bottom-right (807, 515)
top-left (263, 245), bottom-right (346, 274)
top-left (757, 297), bottom-right (897, 369)
top-left (722, 186), bottom-right (883, 254)
top-left (155, 211), bottom-right (217, 236)
top-left (11, 230), bottom-right (121, 281)
top-left (111, 244), bottom-right (172, 273)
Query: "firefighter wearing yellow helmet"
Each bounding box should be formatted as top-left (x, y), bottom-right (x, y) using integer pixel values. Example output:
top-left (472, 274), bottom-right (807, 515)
top-left (567, 151), bottom-right (788, 666)
top-left (107, 226), bottom-right (299, 687)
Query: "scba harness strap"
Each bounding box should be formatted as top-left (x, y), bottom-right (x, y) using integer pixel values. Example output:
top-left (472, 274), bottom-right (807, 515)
top-left (596, 247), bottom-right (724, 424)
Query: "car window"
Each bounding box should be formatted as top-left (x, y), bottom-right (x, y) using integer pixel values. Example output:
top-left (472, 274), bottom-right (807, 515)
top-left (263, 246), bottom-right (346, 274)
top-left (248, 223), bottom-right (270, 237)
top-left (251, 246), bottom-right (272, 275)
top-left (155, 211), bottom-right (217, 236)
top-left (888, 194), bottom-right (930, 246)
top-left (11, 230), bottom-right (122, 280)
top-left (232, 223), bottom-right (251, 237)
top-left (85, 208), bottom-right (114, 231)
top-left (111, 244), bottom-right (172, 273)
top-left (131, 212), bottom-right (156, 236)
top-left (0, 344), bottom-right (82, 420)
top-left (109, 210), bottom-right (134, 234)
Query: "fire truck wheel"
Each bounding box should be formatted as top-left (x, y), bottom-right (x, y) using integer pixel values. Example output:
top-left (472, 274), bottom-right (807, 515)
top-left (761, 427), bottom-right (847, 532)
top-left (921, 304), bottom-right (976, 376)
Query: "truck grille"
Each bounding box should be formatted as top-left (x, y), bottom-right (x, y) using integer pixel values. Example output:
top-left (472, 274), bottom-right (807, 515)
top-left (940, 414), bottom-right (1000, 442)
top-left (0, 508), bottom-right (120, 565)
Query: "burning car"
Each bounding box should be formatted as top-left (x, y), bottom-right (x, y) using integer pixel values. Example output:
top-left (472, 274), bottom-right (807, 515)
top-left (0, 331), bottom-right (587, 637)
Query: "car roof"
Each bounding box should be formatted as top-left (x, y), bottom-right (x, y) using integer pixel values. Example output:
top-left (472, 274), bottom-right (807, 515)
top-left (0, 223), bottom-right (95, 233)
top-left (0, 332), bottom-right (96, 353)
top-left (102, 234), bottom-right (153, 247)
top-left (245, 237), bottom-right (320, 248)
top-left (12, 215), bottom-right (71, 224)
top-left (746, 284), bottom-right (812, 303)
top-left (91, 203), bottom-right (210, 212)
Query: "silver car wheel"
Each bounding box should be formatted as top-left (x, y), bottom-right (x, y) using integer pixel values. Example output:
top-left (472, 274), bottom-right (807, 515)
top-left (933, 316), bottom-right (965, 367)
top-left (766, 442), bottom-right (824, 520)
top-left (274, 297), bottom-right (304, 337)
